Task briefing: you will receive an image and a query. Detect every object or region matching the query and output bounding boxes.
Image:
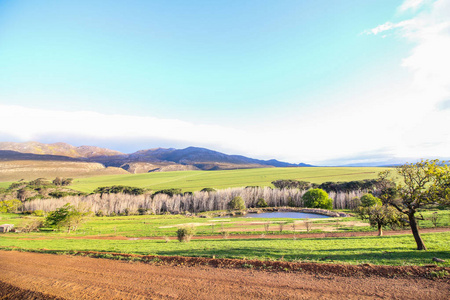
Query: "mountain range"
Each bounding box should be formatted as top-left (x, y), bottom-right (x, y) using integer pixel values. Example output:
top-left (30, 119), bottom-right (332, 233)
top-left (0, 141), bottom-right (313, 174)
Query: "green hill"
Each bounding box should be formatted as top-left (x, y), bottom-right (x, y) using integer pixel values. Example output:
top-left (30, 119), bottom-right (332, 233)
top-left (70, 167), bottom-right (388, 193)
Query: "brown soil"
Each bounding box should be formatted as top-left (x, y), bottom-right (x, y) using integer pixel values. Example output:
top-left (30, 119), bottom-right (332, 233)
top-left (1, 251), bottom-right (449, 300)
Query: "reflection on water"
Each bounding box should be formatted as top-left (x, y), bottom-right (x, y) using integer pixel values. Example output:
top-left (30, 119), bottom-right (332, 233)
top-left (241, 212), bottom-right (330, 219)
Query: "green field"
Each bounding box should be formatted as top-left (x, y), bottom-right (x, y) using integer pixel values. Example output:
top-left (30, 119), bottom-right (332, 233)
top-left (0, 182), bottom-right (10, 189)
top-left (2, 210), bottom-right (449, 266)
top-left (2, 231), bottom-right (449, 266)
top-left (69, 167), bottom-right (388, 193)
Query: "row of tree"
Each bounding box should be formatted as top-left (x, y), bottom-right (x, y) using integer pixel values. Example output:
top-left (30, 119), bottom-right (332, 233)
top-left (271, 179), bottom-right (383, 193)
top-left (23, 185), bottom-right (366, 216)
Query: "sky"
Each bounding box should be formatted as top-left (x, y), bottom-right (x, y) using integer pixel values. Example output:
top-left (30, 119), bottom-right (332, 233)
top-left (0, 0), bottom-right (449, 165)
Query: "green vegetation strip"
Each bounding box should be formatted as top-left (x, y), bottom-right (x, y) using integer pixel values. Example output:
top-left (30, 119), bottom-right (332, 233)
top-left (0, 182), bottom-right (12, 189)
top-left (2, 232), bottom-right (449, 267)
top-left (70, 167), bottom-right (387, 193)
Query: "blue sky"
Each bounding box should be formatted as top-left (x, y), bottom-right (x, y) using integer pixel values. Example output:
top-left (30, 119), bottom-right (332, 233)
top-left (1, 0), bottom-right (449, 165)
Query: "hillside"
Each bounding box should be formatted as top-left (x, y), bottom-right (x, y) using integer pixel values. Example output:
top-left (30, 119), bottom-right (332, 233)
top-left (0, 160), bottom-right (128, 182)
top-left (69, 167), bottom-right (386, 193)
top-left (0, 142), bottom-right (313, 174)
top-left (0, 142), bottom-right (124, 158)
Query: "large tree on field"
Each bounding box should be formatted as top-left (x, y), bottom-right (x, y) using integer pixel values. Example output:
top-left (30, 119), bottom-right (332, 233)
top-left (45, 203), bottom-right (91, 233)
top-left (380, 160), bottom-right (449, 250)
top-left (356, 203), bottom-right (400, 236)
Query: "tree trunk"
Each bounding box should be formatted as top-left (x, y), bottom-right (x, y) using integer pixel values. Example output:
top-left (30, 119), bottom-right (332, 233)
top-left (408, 212), bottom-right (427, 250)
top-left (377, 224), bottom-right (383, 236)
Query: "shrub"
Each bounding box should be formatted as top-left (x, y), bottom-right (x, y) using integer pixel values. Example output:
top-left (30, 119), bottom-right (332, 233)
top-left (271, 180), bottom-right (312, 190)
top-left (94, 185), bottom-right (147, 195)
top-left (48, 191), bottom-right (75, 198)
top-left (18, 219), bottom-right (43, 233)
top-left (138, 207), bottom-right (148, 215)
top-left (154, 188), bottom-right (182, 197)
top-left (287, 196), bottom-right (296, 207)
top-left (302, 189), bottom-right (333, 210)
top-left (360, 194), bottom-right (382, 207)
top-left (256, 198), bottom-right (268, 208)
top-left (228, 196), bottom-right (246, 210)
top-left (176, 226), bottom-right (195, 242)
top-left (200, 188), bottom-right (216, 193)
top-left (32, 210), bottom-right (45, 217)
top-left (53, 177), bottom-right (73, 186)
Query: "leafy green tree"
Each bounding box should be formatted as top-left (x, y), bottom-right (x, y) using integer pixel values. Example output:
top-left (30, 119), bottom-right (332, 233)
top-left (356, 204), bottom-right (400, 236)
top-left (256, 198), bottom-right (268, 208)
top-left (45, 203), bottom-right (91, 233)
top-left (0, 199), bottom-right (22, 213)
top-left (228, 196), bottom-right (246, 210)
top-left (302, 189), bottom-right (333, 210)
top-left (380, 160), bottom-right (450, 250)
top-left (360, 194), bottom-right (382, 207)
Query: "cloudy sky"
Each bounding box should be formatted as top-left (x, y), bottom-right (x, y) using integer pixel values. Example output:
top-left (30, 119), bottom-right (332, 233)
top-left (0, 0), bottom-right (449, 165)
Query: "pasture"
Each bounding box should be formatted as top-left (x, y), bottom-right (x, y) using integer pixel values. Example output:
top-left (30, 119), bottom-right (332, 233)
top-left (69, 167), bottom-right (388, 193)
top-left (1, 210), bottom-right (449, 266)
top-left (2, 230), bottom-right (449, 266)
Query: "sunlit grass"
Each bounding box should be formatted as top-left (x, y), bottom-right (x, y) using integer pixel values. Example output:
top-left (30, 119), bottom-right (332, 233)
top-left (2, 231), bottom-right (449, 266)
top-left (70, 167), bottom-right (388, 193)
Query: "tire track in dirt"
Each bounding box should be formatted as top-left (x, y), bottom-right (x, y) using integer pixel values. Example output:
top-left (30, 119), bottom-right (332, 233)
top-left (1, 251), bottom-right (449, 299)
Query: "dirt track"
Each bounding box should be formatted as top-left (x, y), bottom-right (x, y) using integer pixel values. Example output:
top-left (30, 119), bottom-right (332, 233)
top-left (1, 251), bottom-right (449, 299)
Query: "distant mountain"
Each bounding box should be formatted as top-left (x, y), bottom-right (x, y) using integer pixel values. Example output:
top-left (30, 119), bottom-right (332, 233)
top-left (0, 142), bottom-right (313, 173)
top-left (125, 147), bottom-right (314, 170)
top-left (0, 142), bottom-right (124, 158)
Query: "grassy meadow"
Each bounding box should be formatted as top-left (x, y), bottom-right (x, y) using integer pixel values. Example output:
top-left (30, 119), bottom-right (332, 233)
top-left (2, 229), bottom-right (449, 266)
top-left (1, 210), bottom-right (449, 266)
top-left (0, 182), bottom-right (10, 189)
top-left (69, 167), bottom-right (388, 193)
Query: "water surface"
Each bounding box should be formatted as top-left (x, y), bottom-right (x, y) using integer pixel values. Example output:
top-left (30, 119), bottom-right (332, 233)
top-left (243, 212), bottom-right (330, 219)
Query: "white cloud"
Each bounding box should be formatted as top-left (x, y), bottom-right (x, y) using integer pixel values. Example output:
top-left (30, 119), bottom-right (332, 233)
top-left (399, 0), bottom-right (428, 11)
top-left (0, 104), bottom-right (249, 151)
top-left (364, 20), bottom-right (415, 36)
top-left (336, 0), bottom-right (450, 163)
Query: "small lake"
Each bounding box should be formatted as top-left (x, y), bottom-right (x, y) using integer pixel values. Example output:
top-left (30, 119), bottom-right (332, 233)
top-left (238, 212), bottom-right (330, 219)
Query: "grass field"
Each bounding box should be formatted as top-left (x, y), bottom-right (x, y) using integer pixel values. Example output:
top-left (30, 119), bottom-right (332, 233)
top-left (0, 182), bottom-right (10, 189)
top-left (2, 231), bottom-right (449, 266)
top-left (2, 210), bottom-right (449, 266)
top-left (69, 167), bottom-right (388, 193)
top-left (2, 210), bottom-right (449, 238)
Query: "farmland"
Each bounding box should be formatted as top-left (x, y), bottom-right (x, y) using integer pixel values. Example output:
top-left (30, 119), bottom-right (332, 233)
top-left (69, 167), bottom-right (387, 193)
top-left (2, 210), bottom-right (450, 266)
top-left (3, 251), bottom-right (450, 300)
top-left (2, 206), bottom-right (449, 299)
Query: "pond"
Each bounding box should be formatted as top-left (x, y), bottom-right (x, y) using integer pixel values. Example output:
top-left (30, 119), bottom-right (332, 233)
top-left (235, 212), bottom-right (331, 219)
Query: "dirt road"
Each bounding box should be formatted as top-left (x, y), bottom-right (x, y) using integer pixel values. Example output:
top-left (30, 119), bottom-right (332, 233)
top-left (1, 251), bottom-right (449, 300)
